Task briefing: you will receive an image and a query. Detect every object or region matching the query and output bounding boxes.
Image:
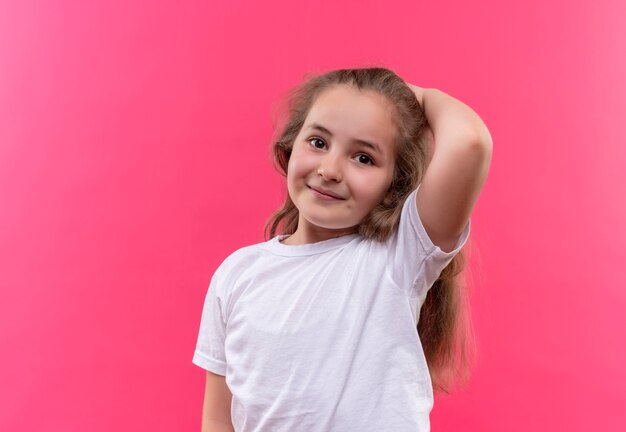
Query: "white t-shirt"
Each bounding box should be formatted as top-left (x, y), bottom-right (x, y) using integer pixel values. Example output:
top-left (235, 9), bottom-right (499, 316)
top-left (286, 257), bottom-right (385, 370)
top-left (193, 185), bottom-right (471, 431)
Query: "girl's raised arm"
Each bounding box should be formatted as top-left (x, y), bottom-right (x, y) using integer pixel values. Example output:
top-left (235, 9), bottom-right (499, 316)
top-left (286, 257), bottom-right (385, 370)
top-left (408, 85), bottom-right (493, 253)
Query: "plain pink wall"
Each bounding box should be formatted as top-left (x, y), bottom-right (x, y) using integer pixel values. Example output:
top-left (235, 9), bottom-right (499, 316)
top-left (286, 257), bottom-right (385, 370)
top-left (1, 0), bottom-right (624, 430)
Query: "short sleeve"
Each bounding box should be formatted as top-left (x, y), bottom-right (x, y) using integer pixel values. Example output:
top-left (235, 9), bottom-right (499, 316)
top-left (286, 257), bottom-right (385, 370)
top-left (192, 269), bottom-right (228, 376)
top-left (386, 184), bottom-right (471, 299)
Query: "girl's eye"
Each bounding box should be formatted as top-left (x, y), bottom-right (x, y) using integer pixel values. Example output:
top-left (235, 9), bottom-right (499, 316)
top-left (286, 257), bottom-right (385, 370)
top-left (355, 154), bottom-right (374, 165)
top-left (308, 137), bottom-right (326, 149)
top-left (307, 137), bottom-right (374, 166)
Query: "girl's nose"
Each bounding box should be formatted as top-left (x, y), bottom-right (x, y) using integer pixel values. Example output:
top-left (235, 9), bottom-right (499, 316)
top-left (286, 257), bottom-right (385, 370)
top-left (317, 155), bottom-right (342, 182)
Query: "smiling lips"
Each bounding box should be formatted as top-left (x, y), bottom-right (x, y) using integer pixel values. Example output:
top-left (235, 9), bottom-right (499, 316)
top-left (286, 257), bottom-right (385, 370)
top-left (308, 185), bottom-right (345, 200)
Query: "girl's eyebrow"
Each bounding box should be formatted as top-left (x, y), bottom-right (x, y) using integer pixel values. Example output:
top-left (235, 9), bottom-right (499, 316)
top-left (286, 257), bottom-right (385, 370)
top-left (306, 123), bottom-right (382, 155)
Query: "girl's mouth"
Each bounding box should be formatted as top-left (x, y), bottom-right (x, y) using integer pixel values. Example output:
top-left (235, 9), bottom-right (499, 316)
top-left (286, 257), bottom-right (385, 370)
top-left (308, 185), bottom-right (344, 201)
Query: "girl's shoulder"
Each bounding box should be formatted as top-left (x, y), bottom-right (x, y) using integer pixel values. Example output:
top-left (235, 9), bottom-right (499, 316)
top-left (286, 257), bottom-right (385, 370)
top-left (207, 238), bottom-right (278, 298)
top-left (213, 238), bottom-right (272, 277)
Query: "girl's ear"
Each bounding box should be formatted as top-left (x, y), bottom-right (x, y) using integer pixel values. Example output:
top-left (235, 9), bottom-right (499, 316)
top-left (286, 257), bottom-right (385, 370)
top-left (382, 180), bottom-right (396, 206)
top-left (382, 193), bottom-right (393, 206)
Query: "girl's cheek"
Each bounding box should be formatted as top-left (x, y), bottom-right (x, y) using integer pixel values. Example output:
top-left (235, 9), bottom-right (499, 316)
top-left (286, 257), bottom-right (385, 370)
top-left (357, 172), bottom-right (387, 197)
top-left (288, 155), bottom-right (308, 179)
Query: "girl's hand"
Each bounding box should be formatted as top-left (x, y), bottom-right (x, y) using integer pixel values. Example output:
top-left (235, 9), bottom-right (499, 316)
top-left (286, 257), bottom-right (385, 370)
top-left (406, 83), bottom-right (426, 105)
top-left (406, 82), bottom-right (434, 146)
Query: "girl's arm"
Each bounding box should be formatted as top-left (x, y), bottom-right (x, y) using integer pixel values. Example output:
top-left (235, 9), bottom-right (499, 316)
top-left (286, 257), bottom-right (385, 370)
top-left (202, 371), bottom-right (234, 432)
top-left (408, 84), bottom-right (493, 253)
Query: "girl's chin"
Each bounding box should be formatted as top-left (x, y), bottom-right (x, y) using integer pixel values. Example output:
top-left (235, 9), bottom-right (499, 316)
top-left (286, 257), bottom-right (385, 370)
top-left (299, 214), bottom-right (359, 232)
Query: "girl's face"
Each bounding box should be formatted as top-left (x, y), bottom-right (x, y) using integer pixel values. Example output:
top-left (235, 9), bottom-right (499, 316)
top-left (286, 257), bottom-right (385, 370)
top-left (286, 84), bottom-right (397, 239)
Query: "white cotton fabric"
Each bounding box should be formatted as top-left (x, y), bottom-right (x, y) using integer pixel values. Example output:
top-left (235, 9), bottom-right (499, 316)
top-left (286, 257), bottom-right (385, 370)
top-left (193, 184), bottom-right (470, 431)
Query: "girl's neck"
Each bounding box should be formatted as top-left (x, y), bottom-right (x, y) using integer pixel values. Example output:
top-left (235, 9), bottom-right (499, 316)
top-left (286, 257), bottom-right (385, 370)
top-left (280, 225), bottom-right (358, 245)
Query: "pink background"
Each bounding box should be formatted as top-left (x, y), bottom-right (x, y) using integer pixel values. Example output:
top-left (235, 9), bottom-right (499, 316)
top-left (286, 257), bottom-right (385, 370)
top-left (1, 0), bottom-right (624, 430)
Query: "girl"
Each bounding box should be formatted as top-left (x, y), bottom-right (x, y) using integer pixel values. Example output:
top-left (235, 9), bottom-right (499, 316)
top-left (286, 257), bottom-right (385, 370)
top-left (193, 67), bottom-right (492, 432)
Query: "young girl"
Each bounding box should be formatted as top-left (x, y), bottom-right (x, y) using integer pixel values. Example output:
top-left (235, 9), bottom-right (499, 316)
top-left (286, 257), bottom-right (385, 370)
top-left (193, 67), bottom-right (492, 432)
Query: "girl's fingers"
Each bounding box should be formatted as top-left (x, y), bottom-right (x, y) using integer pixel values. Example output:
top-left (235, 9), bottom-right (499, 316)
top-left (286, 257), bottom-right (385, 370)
top-left (406, 83), bottom-right (425, 104)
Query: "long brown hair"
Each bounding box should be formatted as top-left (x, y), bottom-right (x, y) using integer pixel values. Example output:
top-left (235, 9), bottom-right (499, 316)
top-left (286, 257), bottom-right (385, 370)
top-left (263, 67), bottom-right (476, 394)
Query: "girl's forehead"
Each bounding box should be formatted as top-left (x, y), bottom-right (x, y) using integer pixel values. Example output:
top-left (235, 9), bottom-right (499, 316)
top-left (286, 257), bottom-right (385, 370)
top-left (305, 86), bottom-right (398, 151)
